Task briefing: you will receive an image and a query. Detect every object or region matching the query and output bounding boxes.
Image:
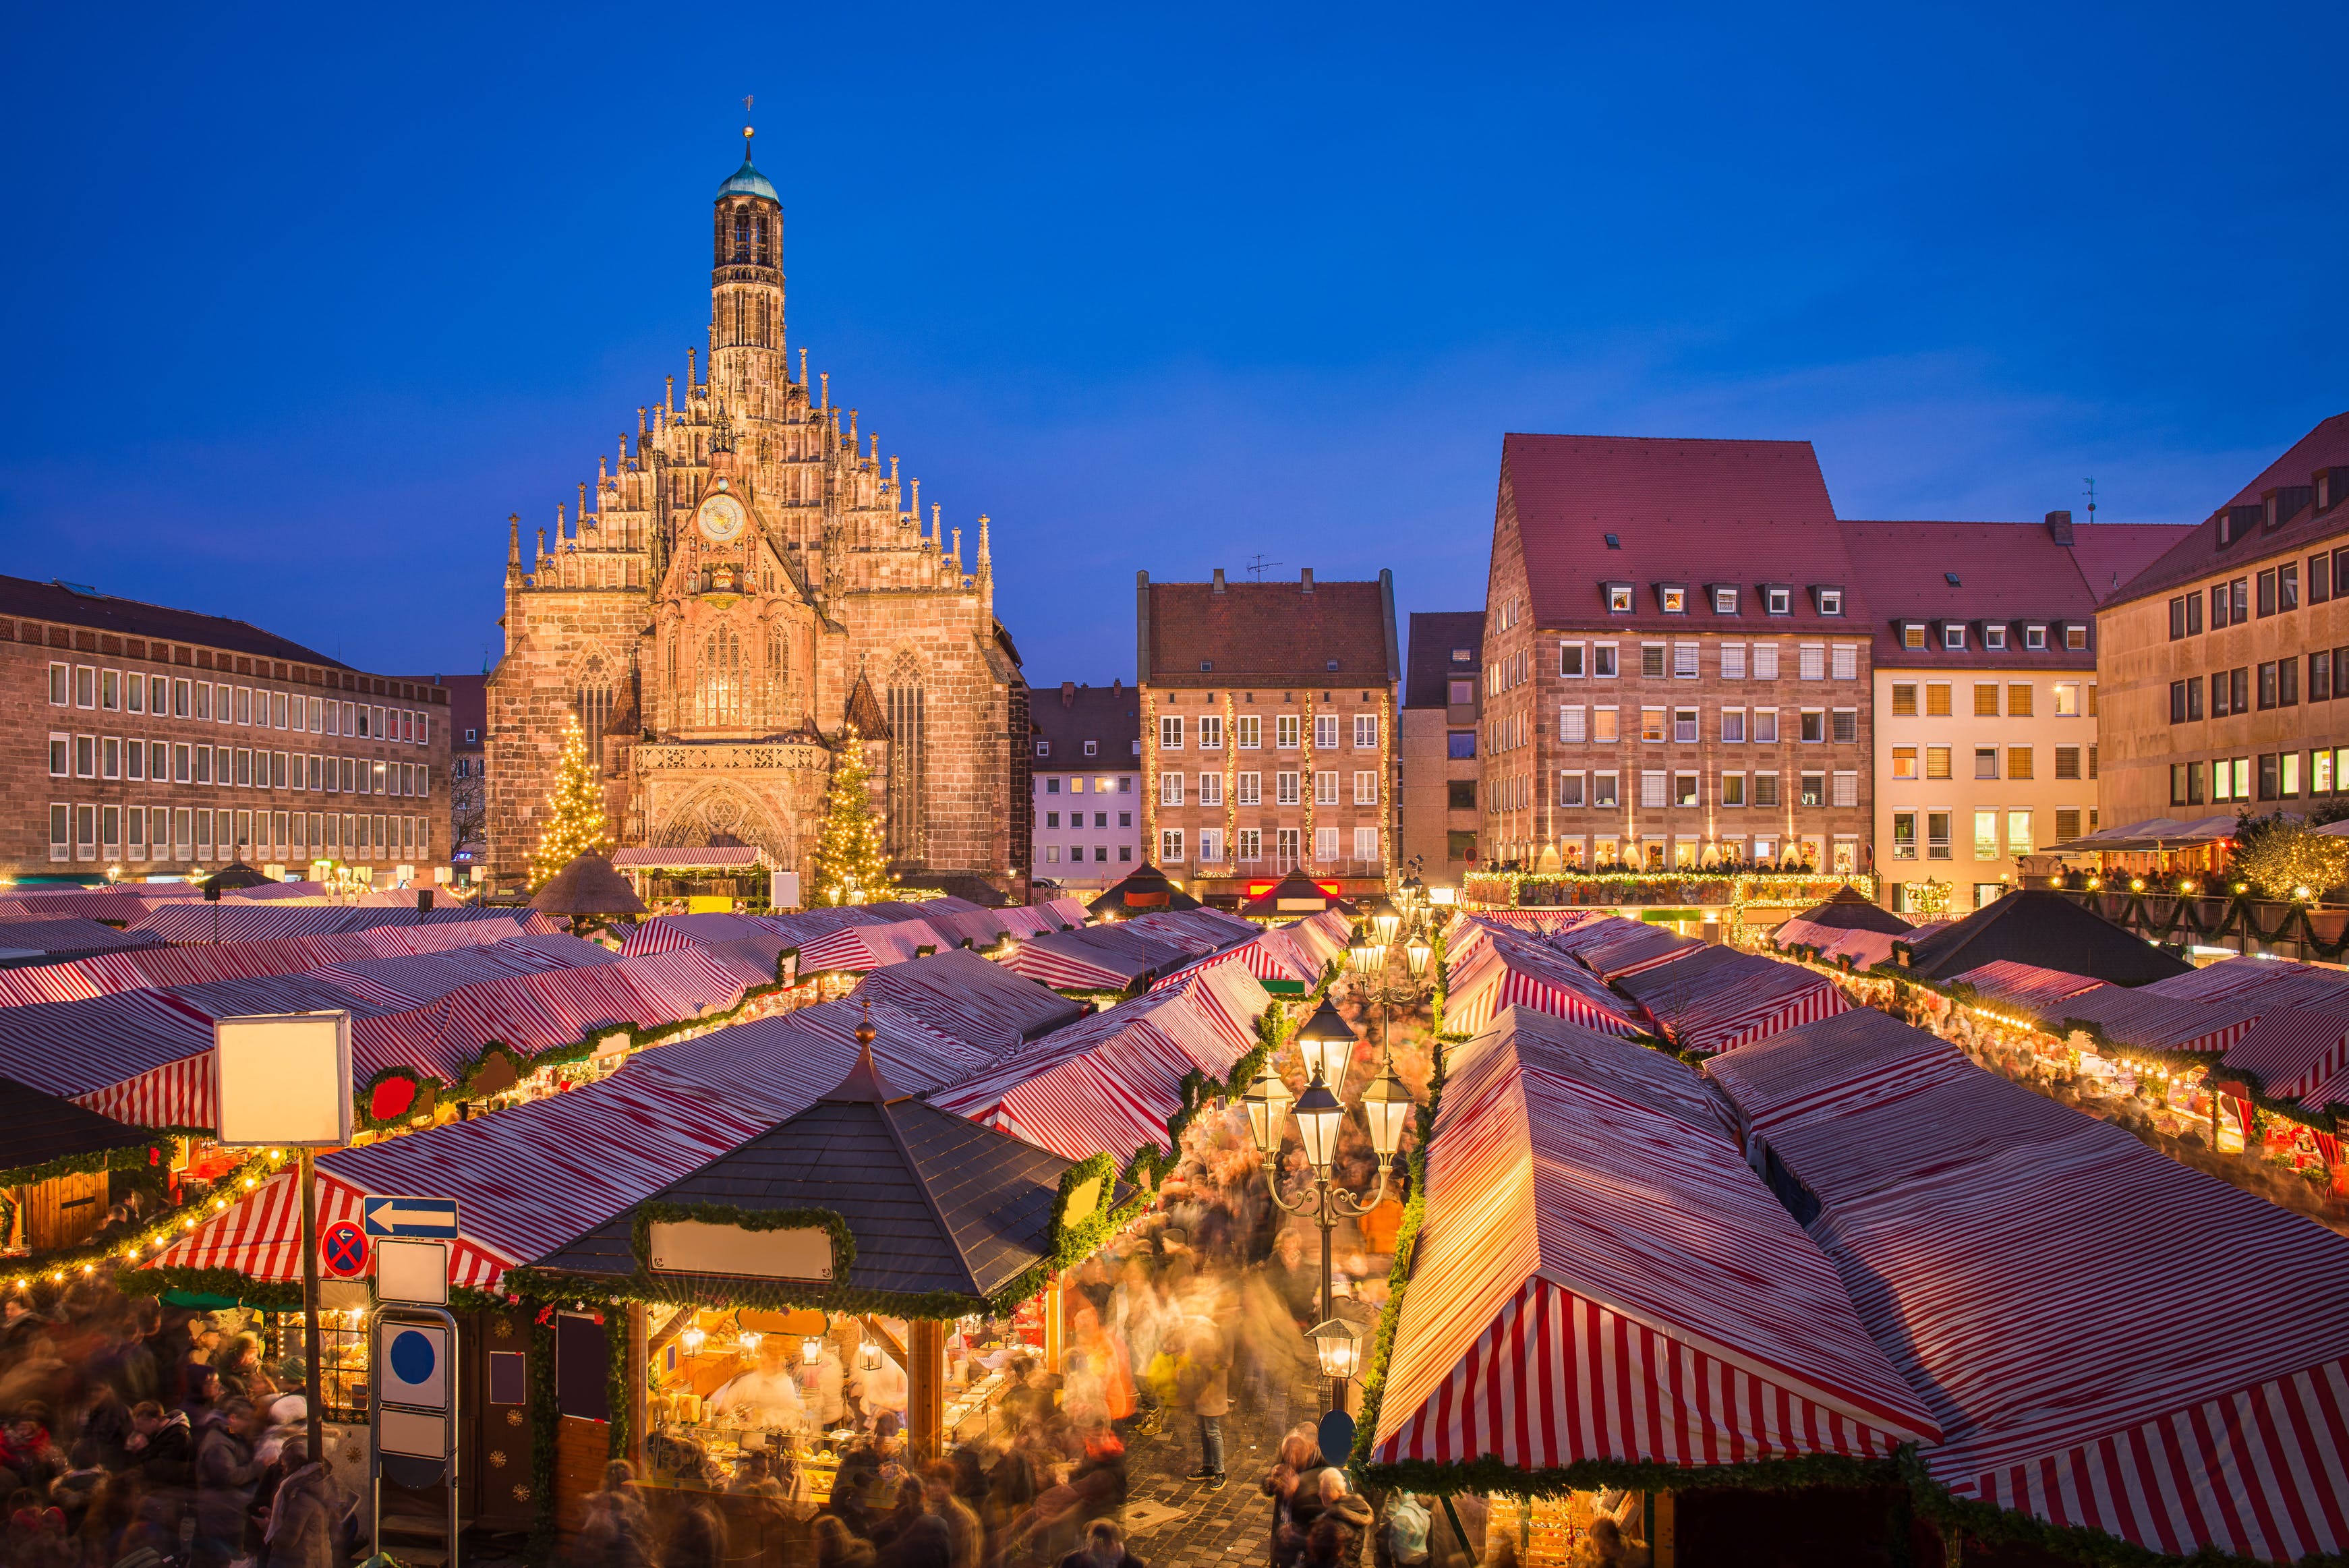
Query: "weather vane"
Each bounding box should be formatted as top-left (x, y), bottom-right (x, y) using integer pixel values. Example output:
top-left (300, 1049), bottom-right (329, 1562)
top-left (743, 94), bottom-right (755, 151)
top-left (1246, 554), bottom-right (1283, 581)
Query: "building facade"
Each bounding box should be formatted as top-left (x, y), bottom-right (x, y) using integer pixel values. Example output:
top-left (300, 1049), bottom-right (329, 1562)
top-left (486, 134), bottom-right (1025, 894)
top-left (1480, 436), bottom-right (1875, 873)
top-left (1840, 513), bottom-right (2183, 911)
top-left (1136, 568), bottom-right (1400, 906)
top-left (2098, 412), bottom-right (2349, 825)
top-left (4, 576), bottom-right (451, 881)
top-left (1398, 612), bottom-right (1484, 885)
top-left (1029, 680), bottom-right (1142, 891)
top-left (438, 672), bottom-right (487, 875)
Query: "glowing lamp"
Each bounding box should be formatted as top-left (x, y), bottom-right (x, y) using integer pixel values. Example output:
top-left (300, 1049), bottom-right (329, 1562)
top-left (1358, 1057), bottom-right (1412, 1159)
top-left (680, 1326), bottom-right (706, 1355)
top-left (1239, 1065), bottom-right (1294, 1156)
top-left (861, 1341), bottom-right (882, 1372)
top-left (1349, 943), bottom-right (1381, 977)
top-left (1366, 897), bottom-right (1402, 946)
top-left (1403, 938), bottom-right (1432, 978)
top-left (1294, 996), bottom-right (1359, 1088)
top-left (1310, 1318), bottom-right (1365, 1381)
top-left (1293, 1074), bottom-right (1345, 1174)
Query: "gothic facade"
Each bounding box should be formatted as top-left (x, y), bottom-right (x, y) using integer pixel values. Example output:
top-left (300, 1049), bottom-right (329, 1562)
top-left (486, 137), bottom-right (1025, 893)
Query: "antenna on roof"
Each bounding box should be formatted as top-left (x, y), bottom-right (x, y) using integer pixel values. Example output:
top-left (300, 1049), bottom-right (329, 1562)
top-left (1245, 554), bottom-right (1283, 581)
top-left (2083, 476), bottom-right (2097, 525)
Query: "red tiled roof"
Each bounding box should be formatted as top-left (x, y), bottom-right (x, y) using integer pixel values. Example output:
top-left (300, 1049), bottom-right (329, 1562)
top-left (2108, 411), bottom-right (2349, 604)
top-left (1500, 434), bottom-right (1859, 633)
top-left (1144, 576), bottom-right (1395, 687)
top-left (1838, 520), bottom-right (2104, 669)
top-left (2065, 524), bottom-right (2197, 604)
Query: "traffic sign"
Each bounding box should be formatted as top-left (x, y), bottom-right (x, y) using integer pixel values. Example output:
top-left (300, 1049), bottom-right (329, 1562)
top-left (320, 1221), bottom-right (370, 1279)
top-left (362, 1194), bottom-right (459, 1238)
top-left (379, 1321), bottom-right (449, 1411)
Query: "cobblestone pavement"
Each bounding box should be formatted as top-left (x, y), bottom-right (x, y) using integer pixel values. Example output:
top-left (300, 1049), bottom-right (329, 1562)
top-left (1118, 1373), bottom-right (1332, 1568)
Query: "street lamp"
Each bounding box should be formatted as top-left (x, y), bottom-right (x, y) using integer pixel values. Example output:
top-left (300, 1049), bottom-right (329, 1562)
top-left (1248, 1001), bottom-right (1409, 1407)
top-left (1403, 936), bottom-right (1432, 979)
top-left (1309, 1317), bottom-right (1366, 1383)
top-left (1364, 894), bottom-right (1403, 947)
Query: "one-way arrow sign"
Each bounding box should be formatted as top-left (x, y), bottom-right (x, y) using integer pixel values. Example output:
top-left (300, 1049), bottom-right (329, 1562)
top-left (363, 1195), bottom-right (461, 1239)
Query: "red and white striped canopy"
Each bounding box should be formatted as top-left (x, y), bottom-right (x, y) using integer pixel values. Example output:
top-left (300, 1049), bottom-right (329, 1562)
top-left (790, 918), bottom-right (952, 975)
top-left (851, 950), bottom-right (1086, 1059)
top-left (2218, 1010), bottom-right (2349, 1102)
top-left (1440, 931), bottom-right (1644, 1039)
top-left (1615, 948), bottom-right (1849, 1055)
top-left (1002, 925), bottom-right (1190, 991)
top-left (129, 902), bottom-right (555, 944)
top-left (1709, 1009), bottom-right (2349, 1562)
top-left (1371, 1007), bottom-right (1942, 1473)
top-left (1942, 959), bottom-right (2110, 1014)
top-left (622, 995), bottom-right (999, 1122)
top-left (0, 916), bottom-right (540, 1008)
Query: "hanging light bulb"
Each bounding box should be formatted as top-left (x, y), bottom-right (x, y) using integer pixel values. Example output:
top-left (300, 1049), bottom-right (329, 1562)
top-left (861, 1340), bottom-right (882, 1371)
top-left (680, 1325), bottom-right (706, 1355)
top-left (739, 1331), bottom-right (763, 1356)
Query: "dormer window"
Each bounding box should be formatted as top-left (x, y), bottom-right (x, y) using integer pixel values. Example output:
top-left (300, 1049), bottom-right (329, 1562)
top-left (1983, 625), bottom-right (2008, 651)
top-left (2064, 623), bottom-right (2088, 650)
top-left (1451, 647), bottom-right (1473, 662)
top-left (1200, 660), bottom-right (1214, 672)
top-left (1657, 583), bottom-right (1689, 614)
top-left (2023, 623), bottom-right (2048, 650)
top-left (1812, 586), bottom-right (1845, 616)
top-left (1083, 740), bottom-right (1098, 757)
top-left (1764, 585), bottom-right (1793, 616)
top-left (1605, 583), bottom-right (1634, 613)
top-left (1942, 624), bottom-right (1966, 650)
top-left (1711, 586), bottom-right (1739, 614)
top-left (1901, 622), bottom-right (1925, 649)
top-left (1035, 741), bottom-right (1051, 757)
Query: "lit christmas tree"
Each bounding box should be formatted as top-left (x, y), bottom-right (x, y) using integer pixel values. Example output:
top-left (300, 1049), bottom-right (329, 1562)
top-left (807, 727), bottom-right (897, 904)
top-left (530, 714), bottom-right (614, 889)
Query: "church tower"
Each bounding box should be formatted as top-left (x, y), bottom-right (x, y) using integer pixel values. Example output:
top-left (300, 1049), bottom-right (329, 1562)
top-left (710, 119), bottom-right (786, 426)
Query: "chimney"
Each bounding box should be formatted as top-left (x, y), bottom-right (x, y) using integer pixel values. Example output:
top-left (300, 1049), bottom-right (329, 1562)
top-left (2046, 509), bottom-right (2074, 546)
top-left (1300, 567), bottom-right (1315, 593)
top-left (1212, 568), bottom-right (1226, 593)
top-left (1061, 680), bottom-right (1076, 709)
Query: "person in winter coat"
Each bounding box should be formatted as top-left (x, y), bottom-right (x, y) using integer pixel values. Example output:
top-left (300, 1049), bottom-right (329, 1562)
top-left (1178, 1324), bottom-right (1231, 1489)
top-left (579, 1461), bottom-right (656, 1568)
top-left (190, 1397), bottom-right (264, 1568)
top-left (257, 1439), bottom-right (340, 1568)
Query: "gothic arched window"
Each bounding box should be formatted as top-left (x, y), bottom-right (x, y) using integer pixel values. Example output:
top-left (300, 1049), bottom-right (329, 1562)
top-left (698, 626), bottom-right (743, 728)
top-left (887, 663), bottom-right (925, 861)
top-left (732, 208), bottom-right (751, 262)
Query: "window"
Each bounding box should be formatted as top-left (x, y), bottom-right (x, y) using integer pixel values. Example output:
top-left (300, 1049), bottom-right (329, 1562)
top-left (1314, 714), bottom-right (1339, 749)
top-left (1640, 707), bottom-right (1665, 743)
top-left (1673, 772), bottom-right (1699, 807)
top-left (1083, 741), bottom-right (1098, 757)
top-left (1640, 644), bottom-right (1666, 678)
top-left (2007, 811), bottom-right (2033, 855)
top-left (1234, 715), bottom-right (1260, 749)
top-left (1159, 773), bottom-right (1184, 806)
top-left (1043, 845), bottom-right (1060, 865)
top-left (98, 670), bottom-right (119, 711)
top-left (1314, 827), bottom-right (1339, 863)
top-left (1903, 624), bottom-right (1927, 649)
top-left (1753, 772), bottom-right (1779, 807)
top-left (1352, 714), bottom-right (1376, 749)
top-left (74, 666), bottom-right (94, 707)
top-left (2259, 569), bottom-right (2278, 616)
top-left (47, 663), bottom-right (66, 705)
top-left (1831, 770), bottom-right (1858, 807)
top-left (1928, 811), bottom-right (1952, 859)
top-left (1200, 716), bottom-right (1224, 750)
top-left (1559, 643), bottom-right (1585, 678)
top-left (1557, 772), bottom-right (1584, 807)
top-left (1606, 584), bottom-right (1634, 612)
top-left (2282, 659), bottom-right (2301, 705)
top-left (1830, 708), bottom-right (1857, 743)
top-left (2259, 662), bottom-right (2282, 709)
top-left (1238, 829), bottom-right (1262, 862)
top-left (1446, 730), bottom-right (1476, 759)
top-left (47, 734), bottom-right (66, 777)
top-left (1751, 707), bottom-right (1778, 743)
top-left (1673, 707), bottom-right (1698, 743)
top-left (1975, 747), bottom-right (1998, 780)
top-left (1720, 707), bottom-right (1745, 743)
top-left (1200, 773), bottom-right (1224, 806)
top-left (1925, 683), bottom-right (1952, 717)
top-left (1198, 829), bottom-right (1224, 863)
top-left (1559, 705), bottom-right (1586, 742)
top-left (74, 735), bottom-right (94, 778)
top-left (2056, 808), bottom-right (2082, 843)
top-left (1720, 771), bottom-right (1745, 806)
top-left (1713, 587), bottom-right (1737, 614)
top-left (1043, 776), bottom-right (1061, 795)
top-left (1353, 826), bottom-right (1379, 863)
top-left (1799, 709), bottom-right (1823, 743)
top-left (1974, 811), bottom-right (1998, 860)
top-left (1276, 771), bottom-right (1300, 805)
top-left (1159, 715), bottom-right (1184, 749)
top-left (1943, 625), bottom-right (1966, 650)
top-left (1640, 771), bottom-right (1667, 808)
top-left (2007, 683), bottom-right (2033, 717)
top-left (1447, 678), bottom-right (1475, 705)
top-left (1766, 586), bottom-right (1792, 616)
top-left (1799, 771), bottom-right (1824, 806)
top-left (1892, 811), bottom-right (1917, 859)
top-left (1719, 643), bottom-right (1746, 679)
top-left (1974, 683), bottom-right (2000, 718)
top-left (1892, 745), bottom-right (1918, 779)
top-left (1276, 715), bottom-right (1300, 749)
top-left (1983, 625), bottom-right (2008, 651)
top-left (2315, 554), bottom-right (2335, 605)
top-left (1830, 644), bottom-right (1857, 680)
top-left (1751, 643), bottom-right (1779, 680)
top-left (1892, 683), bottom-right (1917, 717)
top-left (1816, 588), bottom-right (1843, 616)
top-left (2024, 623), bottom-right (2048, 650)
top-left (1593, 771), bottom-right (1620, 807)
top-left (2064, 624), bottom-right (2087, 650)
top-left (2314, 652), bottom-right (2334, 703)
top-left (2055, 745), bottom-right (2081, 779)
top-left (1354, 770), bottom-right (1378, 804)
top-left (1799, 644), bottom-right (1826, 680)
top-left (1237, 772), bottom-right (1260, 805)
top-left (2283, 563), bottom-right (2301, 610)
top-left (1314, 771), bottom-right (1338, 805)
top-left (1161, 830), bottom-right (1184, 863)
top-left (1659, 585), bottom-right (1688, 614)
top-left (1592, 707), bottom-right (1620, 743)
top-left (2008, 745), bottom-right (2033, 779)
top-left (2282, 752), bottom-right (2302, 797)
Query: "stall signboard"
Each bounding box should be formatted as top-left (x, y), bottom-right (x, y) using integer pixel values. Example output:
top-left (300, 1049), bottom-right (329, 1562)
top-left (213, 1012), bottom-right (351, 1147)
top-left (647, 1219), bottom-right (833, 1279)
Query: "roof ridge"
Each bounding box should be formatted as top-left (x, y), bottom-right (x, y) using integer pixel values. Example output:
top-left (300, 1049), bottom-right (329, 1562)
top-left (873, 1097), bottom-right (987, 1298)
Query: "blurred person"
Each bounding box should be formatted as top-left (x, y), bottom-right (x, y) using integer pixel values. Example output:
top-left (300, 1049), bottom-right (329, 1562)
top-left (579, 1459), bottom-right (656, 1568)
top-left (812, 1513), bottom-right (875, 1568)
top-left (1055, 1517), bottom-right (1144, 1568)
top-left (190, 1395), bottom-right (264, 1568)
top-left (256, 1435), bottom-right (340, 1568)
top-left (1315, 1471), bottom-right (1372, 1561)
top-left (1178, 1323), bottom-right (1229, 1488)
top-left (0, 1401), bottom-right (63, 1496)
top-left (660, 1490), bottom-right (726, 1568)
top-left (923, 1461), bottom-right (982, 1568)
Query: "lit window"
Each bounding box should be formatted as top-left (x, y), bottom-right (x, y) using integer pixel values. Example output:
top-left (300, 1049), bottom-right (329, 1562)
top-left (1606, 583), bottom-right (1634, 613)
top-left (1659, 585), bottom-right (1687, 614)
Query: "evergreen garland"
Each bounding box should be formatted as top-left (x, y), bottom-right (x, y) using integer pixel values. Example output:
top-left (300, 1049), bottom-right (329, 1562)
top-left (529, 714), bottom-right (614, 890)
top-left (805, 727), bottom-right (898, 906)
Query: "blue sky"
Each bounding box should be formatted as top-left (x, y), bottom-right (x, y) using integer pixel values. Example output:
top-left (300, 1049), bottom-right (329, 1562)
top-left (2, 1), bottom-right (2342, 683)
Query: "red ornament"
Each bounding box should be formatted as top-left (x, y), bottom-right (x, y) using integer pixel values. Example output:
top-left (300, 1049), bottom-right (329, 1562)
top-left (369, 1075), bottom-right (419, 1122)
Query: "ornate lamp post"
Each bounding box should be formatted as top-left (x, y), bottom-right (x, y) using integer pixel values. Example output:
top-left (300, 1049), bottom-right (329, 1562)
top-left (1242, 995), bottom-right (1411, 1406)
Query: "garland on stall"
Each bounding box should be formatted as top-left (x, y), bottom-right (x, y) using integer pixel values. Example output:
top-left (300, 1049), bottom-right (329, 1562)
top-left (526, 1310), bottom-right (559, 1562)
top-left (0, 1135), bottom-right (169, 1193)
top-left (11, 1149), bottom-right (288, 1287)
top-left (1461, 870), bottom-right (1876, 912)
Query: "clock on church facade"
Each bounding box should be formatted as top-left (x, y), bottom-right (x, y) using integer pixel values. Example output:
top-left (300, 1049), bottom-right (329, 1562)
top-left (484, 134), bottom-right (1031, 898)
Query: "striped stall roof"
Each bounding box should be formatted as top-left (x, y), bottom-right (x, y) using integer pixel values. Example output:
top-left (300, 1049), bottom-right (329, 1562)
top-left (929, 964), bottom-right (1270, 1162)
top-left (1577, 923), bottom-right (1704, 984)
top-left (852, 950), bottom-right (1086, 1059)
top-left (0, 917), bottom-right (165, 959)
top-left (625, 996), bottom-right (997, 1123)
top-left (152, 1072), bottom-right (772, 1287)
top-left (305, 934), bottom-right (620, 1010)
top-left (0, 990), bottom-right (227, 1111)
top-left (1708, 1010), bottom-right (2349, 1561)
top-left (1371, 1007), bottom-right (1941, 1475)
top-left (619, 912), bottom-right (784, 956)
top-left (2052, 985), bottom-right (2262, 1057)
top-left (1944, 960), bottom-right (2113, 1014)
top-left (1002, 925), bottom-right (1190, 991)
top-left (0, 890), bottom-right (192, 922)
top-left (790, 918), bottom-right (952, 975)
top-left (1441, 931), bottom-right (1644, 1038)
top-left (2144, 956), bottom-right (2349, 1011)
top-left (127, 902), bottom-right (554, 943)
top-left (2217, 1010), bottom-right (2349, 1103)
top-left (1124, 907), bottom-right (1260, 954)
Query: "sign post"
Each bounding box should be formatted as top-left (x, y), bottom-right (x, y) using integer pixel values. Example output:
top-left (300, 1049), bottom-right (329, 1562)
top-left (368, 1209), bottom-right (460, 1565)
top-left (214, 1011), bottom-right (350, 1482)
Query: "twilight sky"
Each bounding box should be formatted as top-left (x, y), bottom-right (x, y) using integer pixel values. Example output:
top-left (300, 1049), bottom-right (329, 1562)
top-left (2, 1), bottom-right (2342, 685)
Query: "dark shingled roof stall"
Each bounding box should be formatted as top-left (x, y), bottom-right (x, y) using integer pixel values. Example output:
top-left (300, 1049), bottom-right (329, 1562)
top-left (1896, 889), bottom-right (2190, 985)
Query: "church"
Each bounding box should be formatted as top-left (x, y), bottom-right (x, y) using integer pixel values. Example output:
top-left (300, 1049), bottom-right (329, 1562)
top-left (486, 126), bottom-right (1029, 897)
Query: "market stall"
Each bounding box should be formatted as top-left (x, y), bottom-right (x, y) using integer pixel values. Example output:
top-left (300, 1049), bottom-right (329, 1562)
top-left (854, 948), bottom-right (1086, 1055)
top-left (517, 1026), bottom-right (1134, 1560)
top-left (1437, 925), bottom-right (1645, 1038)
top-left (1361, 1007), bottom-right (1942, 1565)
top-left (0, 1074), bottom-right (163, 1252)
top-left (1001, 923), bottom-right (1192, 993)
top-left (1613, 945), bottom-right (1850, 1055)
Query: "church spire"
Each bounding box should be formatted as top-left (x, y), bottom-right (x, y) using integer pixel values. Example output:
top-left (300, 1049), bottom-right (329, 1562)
top-left (977, 514), bottom-right (993, 585)
top-left (506, 513), bottom-right (521, 583)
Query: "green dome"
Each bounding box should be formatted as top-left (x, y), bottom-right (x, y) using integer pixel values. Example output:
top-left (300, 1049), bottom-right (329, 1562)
top-left (718, 158), bottom-right (778, 202)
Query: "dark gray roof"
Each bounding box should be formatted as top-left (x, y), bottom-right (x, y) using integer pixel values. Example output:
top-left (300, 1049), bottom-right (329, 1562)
top-left (0, 575), bottom-right (349, 669)
top-left (0, 1074), bottom-right (150, 1181)
top-left (1404, 612), bottom-right (1484, 709)
top-left (1032, 681), bottom-right (1140, 767)
top-left (1898, 890), bottom-right (2191, 985)
top-left (856, 949), bottom-right (1084, 1045)
top-left (528, 1062), bottom-right (1081, 1306)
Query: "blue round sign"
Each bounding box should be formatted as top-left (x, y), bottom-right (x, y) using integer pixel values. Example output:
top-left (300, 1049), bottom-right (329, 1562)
top-left (389, 1329), bottom-right (437, 1386)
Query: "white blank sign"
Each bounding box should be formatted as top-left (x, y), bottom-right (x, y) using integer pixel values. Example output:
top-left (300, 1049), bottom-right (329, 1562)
top-left (647, 1220), bottom-right (832, 1279)
top-left (375, 1238), bottom-right (448, 1306)
top-left (214, 1012), bottom-right (351, 1148)
top-left (379, 1407), bottom-right (447, 1459)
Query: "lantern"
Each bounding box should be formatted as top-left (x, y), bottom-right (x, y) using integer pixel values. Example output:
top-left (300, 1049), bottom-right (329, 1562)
top-left (1366, 896), bottom-right (1402, 946)
top-left (1403, 937), bottom-right (1432, 978)
top-left (680, 1325), bottom-right (706, 1355)
top-left (1349, 943), bottom-right (1381, 977)
top-left (1294, 996), bottom-right (1358, 1089)
top-left (1240, 1065), bottom-right (1294, 1156)
top-left (1293, 1075), bottom-right (1345, 1174)
top-left (861, 1340), bottom-right (883, 1372)
top-left (1358, 1057), bottom-right (1412, 1159)
top-left (1310, 1318), bottom-right (1365, 1381)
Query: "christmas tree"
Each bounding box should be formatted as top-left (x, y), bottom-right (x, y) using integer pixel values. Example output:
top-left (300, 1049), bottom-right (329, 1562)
top-left (530, 714), bottom-right (614, 889)
top-left (807, 727), bottom-right (897, 904)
